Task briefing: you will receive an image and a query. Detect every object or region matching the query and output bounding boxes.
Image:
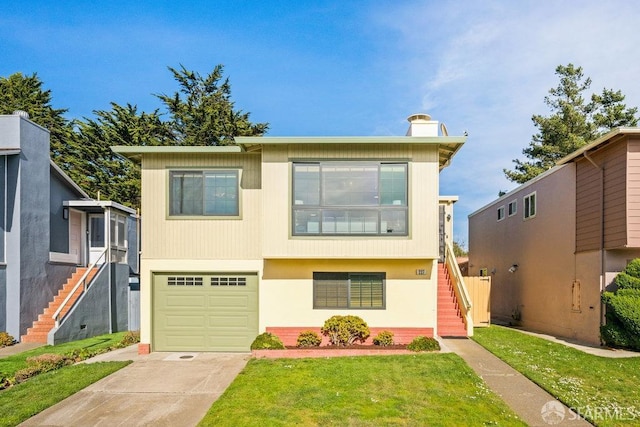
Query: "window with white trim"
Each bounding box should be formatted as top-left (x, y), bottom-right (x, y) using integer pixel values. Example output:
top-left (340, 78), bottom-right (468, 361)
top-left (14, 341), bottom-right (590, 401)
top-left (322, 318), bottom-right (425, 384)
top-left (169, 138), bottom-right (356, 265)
top-left (508, 200), bottom-right (517, 217)
top-left (169, 170), bottom-right (239, 216)
top-left (497, 206), bottom-right (505, 221)
top-left (524, 192), bottom-right (536, 219)
top-left (313, 272), bottom-right (385, 309)
top-left (292, 162), bottom-right (407, 236)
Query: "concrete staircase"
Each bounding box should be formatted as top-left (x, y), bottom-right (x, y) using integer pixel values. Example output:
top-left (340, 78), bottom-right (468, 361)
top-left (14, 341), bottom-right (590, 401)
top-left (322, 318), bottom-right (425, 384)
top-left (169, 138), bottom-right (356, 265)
top-left (21, 267), bottom-right (97, 343)
top-left (437, 263), bottom-right (467, 337)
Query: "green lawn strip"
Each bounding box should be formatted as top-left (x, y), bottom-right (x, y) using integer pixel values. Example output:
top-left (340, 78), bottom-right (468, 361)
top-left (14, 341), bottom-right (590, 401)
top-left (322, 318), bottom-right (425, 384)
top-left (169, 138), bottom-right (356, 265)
top-left (472, 326), bottom-right (640, 427)
top-left (199, 353), bottom-right (525, 426)
top-left (0, 361), bottom-right (130, 427)
top-left (0, 332), bottom-right (127, 377)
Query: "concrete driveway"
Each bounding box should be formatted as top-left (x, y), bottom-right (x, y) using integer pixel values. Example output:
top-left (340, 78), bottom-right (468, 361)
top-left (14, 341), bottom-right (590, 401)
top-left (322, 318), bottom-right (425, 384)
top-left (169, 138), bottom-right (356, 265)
top-left (19, 346), bottom-right (250, 427)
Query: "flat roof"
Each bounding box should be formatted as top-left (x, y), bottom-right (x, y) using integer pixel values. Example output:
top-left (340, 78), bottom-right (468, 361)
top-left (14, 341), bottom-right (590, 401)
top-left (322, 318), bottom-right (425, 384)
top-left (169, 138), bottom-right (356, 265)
top-left (113, 134), bottom-right (466, 169)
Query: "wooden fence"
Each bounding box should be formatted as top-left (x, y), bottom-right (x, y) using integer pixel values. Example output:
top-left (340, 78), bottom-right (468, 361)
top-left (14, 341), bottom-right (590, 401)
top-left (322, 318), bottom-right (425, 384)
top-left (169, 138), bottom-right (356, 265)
top-left (463, 276), bottom-right (491, 327)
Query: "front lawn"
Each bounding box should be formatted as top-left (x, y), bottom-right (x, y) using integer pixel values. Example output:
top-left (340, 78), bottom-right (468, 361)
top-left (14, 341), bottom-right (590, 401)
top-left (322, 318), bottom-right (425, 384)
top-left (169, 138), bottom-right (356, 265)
top-left (473, 326), bottom-right (640, 427)
top-left (0, 332), bottom-right (129, 377)
top-left (0, 361), bottom-right (130, 427)
top-left (200, 353), bottom-right (525, 426)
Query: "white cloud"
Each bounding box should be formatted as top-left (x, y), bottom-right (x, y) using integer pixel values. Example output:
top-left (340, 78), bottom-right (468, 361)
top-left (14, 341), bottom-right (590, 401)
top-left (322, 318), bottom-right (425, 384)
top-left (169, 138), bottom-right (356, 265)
top-left (372, 0), bottom-right (640, 244)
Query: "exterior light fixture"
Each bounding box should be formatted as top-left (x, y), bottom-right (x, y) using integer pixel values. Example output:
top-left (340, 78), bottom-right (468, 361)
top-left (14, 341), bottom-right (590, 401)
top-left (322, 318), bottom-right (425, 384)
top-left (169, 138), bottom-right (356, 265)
top-left (62, 207), bottom-right (69, 220)
top-left (508, 264), bottom-right (518, 274)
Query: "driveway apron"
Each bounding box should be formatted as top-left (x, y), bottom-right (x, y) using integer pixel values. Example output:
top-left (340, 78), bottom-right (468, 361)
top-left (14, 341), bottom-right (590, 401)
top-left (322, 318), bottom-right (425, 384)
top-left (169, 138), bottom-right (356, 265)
top-left (20, 348), bottom-right (249, 427)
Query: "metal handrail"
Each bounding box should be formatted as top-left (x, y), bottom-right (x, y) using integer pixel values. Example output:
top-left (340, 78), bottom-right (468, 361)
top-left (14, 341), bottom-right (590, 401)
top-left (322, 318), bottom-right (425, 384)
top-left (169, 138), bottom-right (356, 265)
top-left (444, 241), bottom-right (473, 335)
top-left (53, 248), bottom-right (107, 327)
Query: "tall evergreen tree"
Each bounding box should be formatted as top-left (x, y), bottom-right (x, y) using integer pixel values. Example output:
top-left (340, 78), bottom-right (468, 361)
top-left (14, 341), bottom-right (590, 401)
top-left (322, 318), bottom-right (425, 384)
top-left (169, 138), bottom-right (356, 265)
top-left (0, 72), bottom-right (76, 167)
top-left (504, 64), bottom-right (638, 184)
top-left (156, 65), bottom-right (268, 146)
top-left (73, 103), bottom-right (174, 207)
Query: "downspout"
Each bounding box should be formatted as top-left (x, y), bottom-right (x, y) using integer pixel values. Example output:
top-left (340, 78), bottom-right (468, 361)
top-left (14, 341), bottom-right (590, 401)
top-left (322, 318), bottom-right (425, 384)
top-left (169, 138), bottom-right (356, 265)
top-left (583, 151), bottom-right (606, 331)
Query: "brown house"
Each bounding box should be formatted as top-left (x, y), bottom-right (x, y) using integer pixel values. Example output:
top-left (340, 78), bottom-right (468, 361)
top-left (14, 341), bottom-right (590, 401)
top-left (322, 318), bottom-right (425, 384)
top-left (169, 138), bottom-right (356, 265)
top-left (468, 128), bottom-right (640, 345)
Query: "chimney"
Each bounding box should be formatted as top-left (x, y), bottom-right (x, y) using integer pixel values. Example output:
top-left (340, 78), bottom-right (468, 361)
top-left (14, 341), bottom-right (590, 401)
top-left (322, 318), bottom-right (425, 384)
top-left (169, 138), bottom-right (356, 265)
top-left (406, 113), bottom-right (438, 137)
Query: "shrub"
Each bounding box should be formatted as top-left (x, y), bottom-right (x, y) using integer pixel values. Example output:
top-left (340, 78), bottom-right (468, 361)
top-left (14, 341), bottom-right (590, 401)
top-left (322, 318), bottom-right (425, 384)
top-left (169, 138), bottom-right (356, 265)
top-left (373, 330), bottom-right (394, 346)
top-left (15, 353), bottom-right (72, 383)
top-left (321, 315), bottom-right (370, 346)
top-left (602, 260), bottom-right (640, 350)
top-left (0, 331), bottom-right (15, 347)
top-left (614, 273), bottom-right (640, 290)
top-left (407, 336), bottom-right (440, 352)
top-left (117, 330), bottom-right (141, 347)
top-left (296, 330), bottom-right (322, 348)
top-left (250, 332), bottom-right (285, 350)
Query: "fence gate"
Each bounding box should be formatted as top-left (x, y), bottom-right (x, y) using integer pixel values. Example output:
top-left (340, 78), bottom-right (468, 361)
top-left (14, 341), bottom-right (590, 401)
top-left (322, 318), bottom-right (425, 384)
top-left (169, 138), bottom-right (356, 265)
top-left (463, 276), bottom-right (491, 327)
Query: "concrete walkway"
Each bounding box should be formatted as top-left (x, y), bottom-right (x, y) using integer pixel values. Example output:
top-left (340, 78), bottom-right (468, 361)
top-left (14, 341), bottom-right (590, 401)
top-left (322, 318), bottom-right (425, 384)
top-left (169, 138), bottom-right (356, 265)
top-left (442, 338), bottom-right (591, 426)
top-left (19, 346), bottom-right (250, 427)
top-left (0, 341), bottom-right (43, 358)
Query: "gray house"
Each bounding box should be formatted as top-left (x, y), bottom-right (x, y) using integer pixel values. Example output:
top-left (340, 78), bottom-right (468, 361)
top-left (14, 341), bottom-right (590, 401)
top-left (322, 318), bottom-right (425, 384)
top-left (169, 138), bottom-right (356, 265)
top-left (0, 112), bottom-right (139, 345)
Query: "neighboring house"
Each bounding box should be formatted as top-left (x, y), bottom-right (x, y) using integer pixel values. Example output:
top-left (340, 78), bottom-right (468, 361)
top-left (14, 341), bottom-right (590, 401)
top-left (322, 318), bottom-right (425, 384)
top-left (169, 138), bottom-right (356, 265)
top-left (115, 113), bottom-right (472, 354)
top-left (468, 128), bottom-right (640, 345)
top-left (0, 112), bottom-right (139, 345)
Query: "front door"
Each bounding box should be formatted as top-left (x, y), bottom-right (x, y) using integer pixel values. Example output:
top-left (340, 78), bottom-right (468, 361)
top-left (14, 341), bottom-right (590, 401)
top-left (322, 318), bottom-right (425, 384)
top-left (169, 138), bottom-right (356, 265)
top-left (88, 214), bottom-right (106, 264)
top-left (69, 209), bottom-right (84, 265)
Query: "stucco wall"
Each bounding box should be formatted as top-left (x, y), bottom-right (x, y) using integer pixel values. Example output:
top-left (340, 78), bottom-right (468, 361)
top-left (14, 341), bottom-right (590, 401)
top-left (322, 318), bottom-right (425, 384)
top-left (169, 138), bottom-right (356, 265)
top-left (49, 170), bottom-right (81, 253)
top-left (50, 262), bottom-right (130, 344)
top-left (469, 164), bottom-right (601, 344)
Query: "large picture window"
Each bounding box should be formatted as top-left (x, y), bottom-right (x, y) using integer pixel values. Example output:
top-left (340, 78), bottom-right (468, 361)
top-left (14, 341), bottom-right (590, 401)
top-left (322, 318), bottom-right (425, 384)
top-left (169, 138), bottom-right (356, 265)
top-left (313, 272), bottom-right (385, 309)
top-left (293, 162), bottom-right (408, 235)
top-left (170, 170), bottom-right (239, 216)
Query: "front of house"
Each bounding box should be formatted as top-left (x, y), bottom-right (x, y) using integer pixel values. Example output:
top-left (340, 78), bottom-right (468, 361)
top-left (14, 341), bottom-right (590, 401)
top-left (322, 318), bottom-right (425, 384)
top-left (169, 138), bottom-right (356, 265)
top-left (115, 114), bottom-right (468, 353)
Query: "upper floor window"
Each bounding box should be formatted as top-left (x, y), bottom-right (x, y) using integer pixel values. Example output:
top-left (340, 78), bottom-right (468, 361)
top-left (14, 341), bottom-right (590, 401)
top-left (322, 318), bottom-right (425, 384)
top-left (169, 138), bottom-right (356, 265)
top-left (508, 200), bottom-right (517, 217)
top-left (169, 170), bottom-right (239, 217)
top-left (497, 206), bottom-right (505, 221)
top-left (292, 162), bottom-right (407, 236)
top-left (524, 192), bottom-right (536, 219)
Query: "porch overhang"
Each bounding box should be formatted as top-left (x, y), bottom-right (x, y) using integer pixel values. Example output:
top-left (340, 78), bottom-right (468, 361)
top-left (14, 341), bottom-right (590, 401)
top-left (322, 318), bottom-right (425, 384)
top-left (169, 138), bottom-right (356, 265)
top-left (64, 200), bottom-right (136, 215)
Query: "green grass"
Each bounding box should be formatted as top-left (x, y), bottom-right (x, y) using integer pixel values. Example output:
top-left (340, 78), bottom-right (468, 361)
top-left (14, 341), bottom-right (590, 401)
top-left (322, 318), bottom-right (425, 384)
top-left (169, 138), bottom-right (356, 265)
top-left (0, 332), bottom-right (128, 377)
top-left (0, 361), bottom-right (130, 427)
top-left (199, 353), bottom-right (525, 426)
top-left (473, 326), bottom-right (640, 427)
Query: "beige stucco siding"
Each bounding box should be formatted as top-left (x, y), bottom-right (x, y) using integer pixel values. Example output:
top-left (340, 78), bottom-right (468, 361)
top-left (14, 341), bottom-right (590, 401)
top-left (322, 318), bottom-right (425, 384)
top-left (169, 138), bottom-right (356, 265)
top-left (262, 144), bottom-right (440, 259)
top-left (140, 153), bottom-right (262, 260)
top-left (260, 259), bottom-right (437, 330)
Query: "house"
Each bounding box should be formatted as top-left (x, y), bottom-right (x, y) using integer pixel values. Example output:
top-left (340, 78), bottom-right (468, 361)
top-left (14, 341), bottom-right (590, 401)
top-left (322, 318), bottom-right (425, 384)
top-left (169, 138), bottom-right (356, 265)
top-left (114, 114), bottom-right (471, 354)
top-left (0, 112), bottom-right (139, 345)
top-left (468, 128), bottom-right (640, 345)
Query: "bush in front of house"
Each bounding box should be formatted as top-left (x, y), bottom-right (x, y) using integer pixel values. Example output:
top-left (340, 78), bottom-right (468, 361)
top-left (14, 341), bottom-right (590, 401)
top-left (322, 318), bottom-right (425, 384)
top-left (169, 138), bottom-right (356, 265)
top-left (320, 315), bottom-right (370, 346)
top-left (601, 260), bottom-right (640, 350)
top-left (14, 353), bottom-right (73, 383)
top-left (250, 332), bottom-right (285, 350)
top-left (296, 330), bottom-right (322, 348)
top-left (407, 336), bottom-right (440, 352)
top-left (0, 332), bottom-right (15, 348)
top-left (372, 330), bottom-right (394, 347)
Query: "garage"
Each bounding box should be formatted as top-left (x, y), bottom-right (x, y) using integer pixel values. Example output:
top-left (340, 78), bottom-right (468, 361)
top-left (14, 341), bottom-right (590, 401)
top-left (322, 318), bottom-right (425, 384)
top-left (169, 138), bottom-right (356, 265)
top-left (153, 272), bottom-right (258, 352)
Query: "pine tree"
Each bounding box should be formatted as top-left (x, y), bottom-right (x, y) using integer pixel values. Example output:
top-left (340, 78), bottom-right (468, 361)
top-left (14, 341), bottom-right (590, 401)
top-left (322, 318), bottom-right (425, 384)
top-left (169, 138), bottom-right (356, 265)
top-left (504, 64), bottom-right (638, 184)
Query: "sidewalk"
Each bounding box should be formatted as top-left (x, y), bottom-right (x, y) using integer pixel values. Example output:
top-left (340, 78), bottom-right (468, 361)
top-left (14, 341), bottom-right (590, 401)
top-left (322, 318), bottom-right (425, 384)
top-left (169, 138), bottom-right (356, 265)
top-left (441, 338), bottom-right (591, 426)
top-left (0, 342), bottom-right (43, 358)
top-left (509, 327), bottom-right (640, 358)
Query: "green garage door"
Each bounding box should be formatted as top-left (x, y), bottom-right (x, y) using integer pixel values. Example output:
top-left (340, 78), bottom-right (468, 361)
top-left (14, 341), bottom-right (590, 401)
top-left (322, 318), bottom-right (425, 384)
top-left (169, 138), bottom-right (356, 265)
top-left (153, 273), bottom-right (258, 352)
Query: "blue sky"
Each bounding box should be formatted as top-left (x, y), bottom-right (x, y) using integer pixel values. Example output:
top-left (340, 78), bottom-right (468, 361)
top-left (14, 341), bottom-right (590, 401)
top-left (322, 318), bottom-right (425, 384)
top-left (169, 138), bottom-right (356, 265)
top-left (3, 1), bottom-right (640, 245)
